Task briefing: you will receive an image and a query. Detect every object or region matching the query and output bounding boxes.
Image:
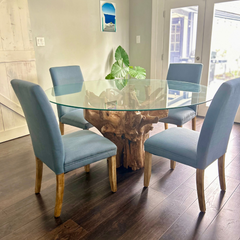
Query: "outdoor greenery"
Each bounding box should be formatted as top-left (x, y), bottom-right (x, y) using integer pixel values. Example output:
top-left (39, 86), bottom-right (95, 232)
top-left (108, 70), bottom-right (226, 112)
top-left (106, 46), bottom-right (146, 90)
top-left (215, 71), bottom-right (240, 80)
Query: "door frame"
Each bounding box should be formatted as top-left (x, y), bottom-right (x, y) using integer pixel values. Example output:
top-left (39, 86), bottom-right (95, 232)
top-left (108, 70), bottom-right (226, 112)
top-left (150, 0), bottom-right (165, 80)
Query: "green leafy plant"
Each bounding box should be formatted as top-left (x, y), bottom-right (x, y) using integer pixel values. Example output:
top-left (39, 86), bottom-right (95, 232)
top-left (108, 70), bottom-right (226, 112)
top-left (106, 46), bottom-right (146, 90)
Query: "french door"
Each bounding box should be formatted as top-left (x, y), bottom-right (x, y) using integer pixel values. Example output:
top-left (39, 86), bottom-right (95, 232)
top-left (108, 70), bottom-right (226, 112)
top-left (162, 0), bottom-right (206, 79)
top-left (162, 0), bottom-right (240, 122)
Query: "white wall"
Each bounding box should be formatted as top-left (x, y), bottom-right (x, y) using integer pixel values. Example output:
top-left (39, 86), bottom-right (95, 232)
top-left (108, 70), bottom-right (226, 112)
top-left (129, 0), bottom-right (152, 79)
top-left (28, 0), bottom-right (129, 90)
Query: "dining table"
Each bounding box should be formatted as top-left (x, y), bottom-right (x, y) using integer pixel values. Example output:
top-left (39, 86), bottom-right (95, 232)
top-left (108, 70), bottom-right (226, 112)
top-left (45, 79), bottom-right (211, 170)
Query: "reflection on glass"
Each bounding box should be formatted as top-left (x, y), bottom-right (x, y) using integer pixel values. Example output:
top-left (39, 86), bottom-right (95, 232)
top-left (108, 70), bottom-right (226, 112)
top-left (45, 79), bottom-right (210, 111)
top-left (169, 6), bottom-right (198, 63)
top-left (53, 82), bottom-right (83, 96)
top-left (207, 1), bottom-right (240, 104)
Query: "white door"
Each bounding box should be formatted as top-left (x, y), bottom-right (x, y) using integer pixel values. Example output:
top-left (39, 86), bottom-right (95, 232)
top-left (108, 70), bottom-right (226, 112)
top-left (0, 0), bottom-right (38, 143)
top-left (162, 0), bottom-right (206, 79)
top-left (198, 0), bottom-right (240, 123)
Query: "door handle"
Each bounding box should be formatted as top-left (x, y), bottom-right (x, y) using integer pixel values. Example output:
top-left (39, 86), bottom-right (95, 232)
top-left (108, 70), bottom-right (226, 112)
top-left (196, 56), bottom-right (200, 61)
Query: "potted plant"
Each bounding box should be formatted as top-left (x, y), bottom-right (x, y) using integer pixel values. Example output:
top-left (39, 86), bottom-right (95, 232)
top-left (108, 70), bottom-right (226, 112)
top-left (106, 46), bottom-right (146, 90)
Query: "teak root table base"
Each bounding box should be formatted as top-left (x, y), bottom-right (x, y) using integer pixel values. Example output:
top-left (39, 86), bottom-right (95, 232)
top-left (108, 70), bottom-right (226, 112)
top-left (84, 109), bottom-right (168, 170)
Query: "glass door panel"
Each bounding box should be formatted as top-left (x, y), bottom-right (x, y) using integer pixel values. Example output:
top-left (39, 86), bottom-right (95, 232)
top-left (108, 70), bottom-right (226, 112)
top-left (198, 0), bottom-right (240, 122)
top-left (162, 0), bottom-right (205, 79)
top-left (207, 1), bottom-right (240, 105)
top-left (169, 6), bottom-right (199, 64)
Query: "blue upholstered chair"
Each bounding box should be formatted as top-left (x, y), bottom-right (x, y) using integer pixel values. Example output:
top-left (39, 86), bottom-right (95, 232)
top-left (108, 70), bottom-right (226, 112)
top-left (49, 66), bottom-right (93, 135)
top-left (11, 79), bottom-right (117, 218)
top-left (144, 78), bottom-right (240, 212)
top-left (159, 63), bottom-right (203, 131)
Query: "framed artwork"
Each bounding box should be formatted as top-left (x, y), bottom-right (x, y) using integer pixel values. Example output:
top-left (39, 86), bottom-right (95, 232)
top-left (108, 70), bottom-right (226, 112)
top-left (100, 1), bottom-right (116, 32)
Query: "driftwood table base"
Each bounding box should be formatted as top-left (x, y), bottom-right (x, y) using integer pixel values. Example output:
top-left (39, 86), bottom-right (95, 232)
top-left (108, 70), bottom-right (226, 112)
top-left (84, 109), bottom-right (168, 170)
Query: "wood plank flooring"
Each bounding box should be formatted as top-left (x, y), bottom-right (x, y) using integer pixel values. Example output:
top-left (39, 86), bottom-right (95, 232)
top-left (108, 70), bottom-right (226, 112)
top-left (0, 118), bottom-right (240, 240)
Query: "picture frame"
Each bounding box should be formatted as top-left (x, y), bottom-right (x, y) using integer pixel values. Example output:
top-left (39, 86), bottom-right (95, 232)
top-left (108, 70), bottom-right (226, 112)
top-left (100, 1), bottom-right (116, 32)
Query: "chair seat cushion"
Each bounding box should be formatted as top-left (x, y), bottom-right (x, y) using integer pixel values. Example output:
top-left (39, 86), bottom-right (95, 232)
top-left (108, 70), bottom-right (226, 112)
top-left (159, 107), bottom-right (196, 126)
top-left (62, 130), bottom-right (117, 173)
top-left (144, 128), bottom-right (199, 168)
top-left (60, 109), bottom-right (92, 129)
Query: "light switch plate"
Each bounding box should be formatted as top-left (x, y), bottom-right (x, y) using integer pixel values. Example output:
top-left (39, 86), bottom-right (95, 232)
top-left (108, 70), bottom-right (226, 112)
top-left (36, 37), bottom-right (45, 47)
top-left (136, 35), bottom-right (141, 44)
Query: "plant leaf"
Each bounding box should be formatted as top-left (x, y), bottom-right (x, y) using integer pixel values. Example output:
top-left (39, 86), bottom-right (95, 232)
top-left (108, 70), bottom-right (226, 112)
top-left (122, 79), bottom-right (128, 86)
top-left (115, 46), bottom-right (129, 67)
top-left (111, 60), bottom-right (129, 79)
top-left (105, 73), bottom-right (114, 79)
top-left (114, 79), bottom-right (128, 91)
top-left (129, 66), bottom-right (146, 79)
top-left (115, 79), bottom-right (125, 90)
top-left (129, 68), bottom-right (135, 78)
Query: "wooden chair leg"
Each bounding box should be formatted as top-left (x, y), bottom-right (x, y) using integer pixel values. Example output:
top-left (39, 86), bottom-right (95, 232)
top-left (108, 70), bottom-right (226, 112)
top-left (108, 156), bottom-right (117, 192)
top-left (164, 123), bottom-right (168, 129)
top-left (196, 169), bottom-right (206, 212)
top-left (170, 160), bottom-right (176, 170)
top-left (192, 117), bottom-right (196, 131)
top-left (144, 152), bottom-right (152, 187)
top-left (54, 173), bottom-right (65, 218)
top-left (218, 154), bottom-right (226, 191)
top-left (59, 122), bottom-right (64, 135)
top-left (84, 164), bottom-right (90, 173)
top-left (35, 157), bottom-right (43, 194)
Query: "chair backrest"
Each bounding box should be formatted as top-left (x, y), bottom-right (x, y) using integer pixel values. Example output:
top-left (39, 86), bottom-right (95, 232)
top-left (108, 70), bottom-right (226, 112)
top-left (49, 65), bottom-right (84, 119)
top-left (167, 63), bottom-right (203, 111)
top-left (11, 79), bottom-right (65, 175)
top-left (197, 78), bottom-right (240, 169)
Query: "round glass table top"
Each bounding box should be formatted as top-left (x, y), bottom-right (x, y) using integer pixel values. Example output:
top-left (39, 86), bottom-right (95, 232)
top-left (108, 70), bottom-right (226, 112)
top-left (45, 79), bottom-right (211, 111)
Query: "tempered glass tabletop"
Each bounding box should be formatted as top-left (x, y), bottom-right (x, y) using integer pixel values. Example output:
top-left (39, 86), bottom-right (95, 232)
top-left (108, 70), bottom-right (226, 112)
top-left (45, 79), bottom-right (211, 111)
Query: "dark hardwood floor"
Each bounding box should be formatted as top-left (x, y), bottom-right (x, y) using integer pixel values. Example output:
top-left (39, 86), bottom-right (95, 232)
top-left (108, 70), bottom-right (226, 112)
top-left (0, 117), bottom-right (240, 240)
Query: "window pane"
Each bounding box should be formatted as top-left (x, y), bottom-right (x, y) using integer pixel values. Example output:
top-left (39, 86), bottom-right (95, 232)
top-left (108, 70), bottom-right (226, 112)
top-left (176, 25), bottom-right (181, 33)
top-left (176, 34), bottom-right (180, 42)
top-left (170, 6), bottom-right (198, 63)
top-left (175, 43), bottom-right (180, 52)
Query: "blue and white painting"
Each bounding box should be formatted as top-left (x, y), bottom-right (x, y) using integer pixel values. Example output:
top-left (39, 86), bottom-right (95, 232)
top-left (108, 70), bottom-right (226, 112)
top-left (100, 1), bottom-right (116, 32)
